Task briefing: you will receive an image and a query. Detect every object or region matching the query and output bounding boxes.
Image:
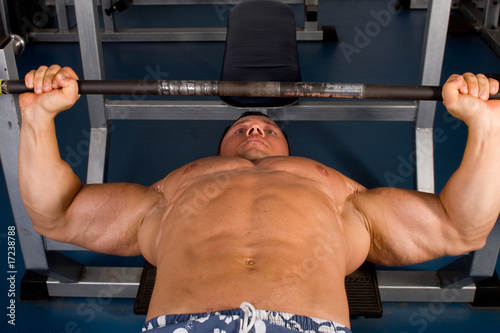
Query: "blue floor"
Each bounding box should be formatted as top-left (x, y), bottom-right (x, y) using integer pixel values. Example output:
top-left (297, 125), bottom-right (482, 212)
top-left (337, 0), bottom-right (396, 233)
top-left (1, 1), bottom-right (500, 332)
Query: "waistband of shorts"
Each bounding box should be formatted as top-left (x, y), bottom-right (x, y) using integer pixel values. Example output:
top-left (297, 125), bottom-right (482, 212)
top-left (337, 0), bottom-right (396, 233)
top-left (143, 305), bottom-right (351, 333)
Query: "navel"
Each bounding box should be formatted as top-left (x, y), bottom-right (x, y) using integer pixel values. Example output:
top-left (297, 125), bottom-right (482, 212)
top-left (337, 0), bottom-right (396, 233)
top-left (316, 164), bottom-right (329, 177)
top-left (183, 163), bottom-right (198, 174)
top-left (245, 259), bottom-right (256, 267)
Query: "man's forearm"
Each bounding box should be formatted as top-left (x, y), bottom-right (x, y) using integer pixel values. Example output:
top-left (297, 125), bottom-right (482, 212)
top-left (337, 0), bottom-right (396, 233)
top-left (18, 113), bottom-right (82, 228)
top-left (439, 125), bottom-right (500, 243)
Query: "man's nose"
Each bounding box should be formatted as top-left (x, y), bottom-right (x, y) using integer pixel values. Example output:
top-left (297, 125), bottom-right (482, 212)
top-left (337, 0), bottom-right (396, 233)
top-left (246, 125), bottom-right (264, 136)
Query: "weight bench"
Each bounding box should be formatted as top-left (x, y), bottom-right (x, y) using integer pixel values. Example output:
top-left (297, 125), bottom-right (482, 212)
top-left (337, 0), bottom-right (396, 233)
top-left (134, 0), bottom-right (382, 319)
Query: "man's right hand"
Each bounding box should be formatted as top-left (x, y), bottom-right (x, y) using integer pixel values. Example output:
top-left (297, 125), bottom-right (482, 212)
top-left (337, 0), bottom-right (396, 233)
top-left (19, 65), bottom-right (80, 121)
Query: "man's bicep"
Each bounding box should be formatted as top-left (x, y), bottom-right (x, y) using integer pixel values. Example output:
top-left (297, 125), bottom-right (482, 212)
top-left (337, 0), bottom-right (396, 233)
top-left (44, 182), bottom-right (161, 256)
top-left (351, 187), bottom-right (460, 266)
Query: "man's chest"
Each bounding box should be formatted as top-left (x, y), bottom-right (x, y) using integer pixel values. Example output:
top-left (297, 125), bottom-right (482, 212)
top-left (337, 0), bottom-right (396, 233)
top-left (159, 156), bottom-right (354, 217)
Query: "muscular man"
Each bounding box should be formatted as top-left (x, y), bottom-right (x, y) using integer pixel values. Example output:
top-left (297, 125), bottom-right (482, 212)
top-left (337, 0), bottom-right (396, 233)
top-left (18, 65), bottom-right (500, 333)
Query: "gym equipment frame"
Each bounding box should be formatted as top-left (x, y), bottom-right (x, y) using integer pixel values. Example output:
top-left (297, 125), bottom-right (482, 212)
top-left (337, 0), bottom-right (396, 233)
top-left (0, 0), bottom-right (326, 42)
top-left (404, 0), bottom-right (500, 57)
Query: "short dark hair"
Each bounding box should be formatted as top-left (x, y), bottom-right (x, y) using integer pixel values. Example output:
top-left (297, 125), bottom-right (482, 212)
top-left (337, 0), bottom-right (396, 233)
top-left (217, 111), bottom-right (289, 155)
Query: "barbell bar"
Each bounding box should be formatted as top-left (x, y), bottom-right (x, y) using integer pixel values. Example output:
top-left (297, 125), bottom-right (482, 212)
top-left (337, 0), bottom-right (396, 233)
top-left (1, 79), bottom-right (499, 101)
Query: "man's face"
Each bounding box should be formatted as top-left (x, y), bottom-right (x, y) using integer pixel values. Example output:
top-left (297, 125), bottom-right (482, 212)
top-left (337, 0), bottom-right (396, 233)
top-left (218, 116), bottom-right (289, 162)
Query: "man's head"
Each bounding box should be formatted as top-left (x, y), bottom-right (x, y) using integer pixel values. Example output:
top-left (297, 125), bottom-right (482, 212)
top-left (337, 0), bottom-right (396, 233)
top-left (218, 111), bottom-right (290, 162)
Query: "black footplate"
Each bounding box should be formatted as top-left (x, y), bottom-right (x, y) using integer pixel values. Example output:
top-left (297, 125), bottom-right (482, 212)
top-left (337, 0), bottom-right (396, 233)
top-left (345, 261), bottom-right (383, 318)
top-left (134, 261), bottom-right (157, 315)
top-left (135, 261), bottom-right (382, 318)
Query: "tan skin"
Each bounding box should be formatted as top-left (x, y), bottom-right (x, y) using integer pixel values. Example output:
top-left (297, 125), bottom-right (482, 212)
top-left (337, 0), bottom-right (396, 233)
top-left (18, 65), bottom-right (500, 329)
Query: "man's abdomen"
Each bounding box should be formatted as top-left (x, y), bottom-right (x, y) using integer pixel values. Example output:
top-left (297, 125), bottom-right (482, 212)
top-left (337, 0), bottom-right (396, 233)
top-left (147, 172), bottom-right (351, 326)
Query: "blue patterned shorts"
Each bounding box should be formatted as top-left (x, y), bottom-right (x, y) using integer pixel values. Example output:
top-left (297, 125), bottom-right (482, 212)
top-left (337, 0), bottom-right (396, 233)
top-left (142, 302), bottom-right (352, 333)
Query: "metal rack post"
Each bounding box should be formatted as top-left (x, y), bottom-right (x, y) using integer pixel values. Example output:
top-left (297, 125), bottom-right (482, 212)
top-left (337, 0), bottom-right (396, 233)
top-left (0, 40), bottom-right (48, 274)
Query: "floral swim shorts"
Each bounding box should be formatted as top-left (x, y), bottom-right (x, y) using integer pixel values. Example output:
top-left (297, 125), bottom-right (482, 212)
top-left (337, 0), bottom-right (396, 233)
top-left (142, 302), bottom-right (352, 333)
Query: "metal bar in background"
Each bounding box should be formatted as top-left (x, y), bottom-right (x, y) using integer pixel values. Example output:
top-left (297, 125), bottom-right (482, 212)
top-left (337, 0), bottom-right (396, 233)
top-left (377, 270), bottom-right (476, 302)
top-left (104, 100), bottom-right (419, 122)
top-left (46, 0), bottom-right (306, 5)
top-left (55, 0), bottom-right (69, 33)
top-left (74, 0), bottom-right (110, 185)
top-left (28, 28), bottom-right (324, 42)
top-left (484, 0), bottom-right (499, 29)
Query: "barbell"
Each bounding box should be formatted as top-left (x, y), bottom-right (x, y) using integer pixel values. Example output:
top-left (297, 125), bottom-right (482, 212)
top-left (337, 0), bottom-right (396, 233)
top-left (1, 79), bottom-right (499, 101)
